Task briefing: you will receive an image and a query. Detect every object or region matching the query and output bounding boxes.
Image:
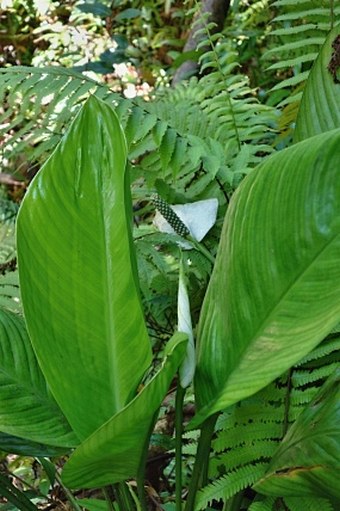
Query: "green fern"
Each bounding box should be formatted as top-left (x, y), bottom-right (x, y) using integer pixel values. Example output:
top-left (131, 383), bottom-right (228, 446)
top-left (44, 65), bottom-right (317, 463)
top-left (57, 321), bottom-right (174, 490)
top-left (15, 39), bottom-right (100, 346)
top-left (181, 429), bottom-right (200, 457)
top-left (195, 463), bottom-right (268, 510)
top-left (134, 81), bottom-right (276, 216)
top-left (0, 66), bottom-right (118, 173)
top-left (267, 1), bottom-right (340, 92)
top-left (0, 189), bottom-right (20, 312)
top-left (0, 60), bottom-right (276, 220)
top-left (0, 223), bottom-right (16, 266)
top-left (135, 224), bottom-right (213, 341)
top-left (124, 13), bottom-right (278, 209)
top-left (134, 229), bottom-right (180, 340)
top-left (262, 0), bottom-right (340, 143)
top-left (0, 271), bottom-right (21, 313)
top-left (266, 0), bottom-right (340, 107)
top-left (0, 188), bottom-right (17, 263)
top-left (201, 335), bottom-right (340, 509)
top-left (0, 4), bottom-right (277, 221)
top-left (0, 3), bottom-right (335, 203)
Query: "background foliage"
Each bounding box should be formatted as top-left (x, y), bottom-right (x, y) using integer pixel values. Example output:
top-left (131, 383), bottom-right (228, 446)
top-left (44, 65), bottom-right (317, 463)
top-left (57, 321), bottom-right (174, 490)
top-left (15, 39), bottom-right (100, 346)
top-left (0, 0), bottom-right (339, 510)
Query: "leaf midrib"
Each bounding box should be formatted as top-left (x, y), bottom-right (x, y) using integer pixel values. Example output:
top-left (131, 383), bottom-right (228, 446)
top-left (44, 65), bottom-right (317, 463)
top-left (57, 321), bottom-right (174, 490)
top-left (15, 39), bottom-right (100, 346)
top-left (98, 165), bottom-right (125, 413)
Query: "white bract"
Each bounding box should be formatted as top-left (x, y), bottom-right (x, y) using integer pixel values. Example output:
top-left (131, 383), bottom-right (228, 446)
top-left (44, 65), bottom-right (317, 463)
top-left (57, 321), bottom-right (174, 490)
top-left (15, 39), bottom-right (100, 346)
top-left (154, 198), bottom-right (218, 245)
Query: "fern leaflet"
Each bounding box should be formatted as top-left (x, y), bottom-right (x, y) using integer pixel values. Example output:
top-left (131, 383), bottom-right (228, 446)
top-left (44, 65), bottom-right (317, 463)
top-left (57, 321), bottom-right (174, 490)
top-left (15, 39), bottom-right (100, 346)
top-left (195, 463), bottom-right (268, 510)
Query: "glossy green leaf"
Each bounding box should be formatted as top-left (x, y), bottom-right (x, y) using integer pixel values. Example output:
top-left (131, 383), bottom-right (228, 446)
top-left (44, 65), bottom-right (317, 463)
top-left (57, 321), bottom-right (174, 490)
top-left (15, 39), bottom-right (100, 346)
top-left (0, 308), bottom-right (77, 447)
top-left (254, 369), bottom-right (340, 502)
top-left (192, 128), bottom-right (340, 428)
top-left (294, 24), bottom-right (340, 142)
top-left (0, 431), bottom-right (70, 457)
top-left (62, 333), bottom-right (187, 489)
top-left (17, 96), bottom-right (152, 440)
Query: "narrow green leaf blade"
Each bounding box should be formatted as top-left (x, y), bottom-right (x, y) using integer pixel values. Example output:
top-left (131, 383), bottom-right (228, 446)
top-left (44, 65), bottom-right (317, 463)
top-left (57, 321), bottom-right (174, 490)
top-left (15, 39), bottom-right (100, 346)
top-left (294, 24), bottom-right (340, 141)
top-left (192, 128), bottom-right (340, 427)
top-left (0, 473), bottom-right (38, 511)
top-left (0, 309), bottom-right (77, 447)
top-left (62, 333), bottom-right (187, 489)
top-left (17, 96), bottom-right (152, 440)
top-left (254, 369), bottom-right (340, 502)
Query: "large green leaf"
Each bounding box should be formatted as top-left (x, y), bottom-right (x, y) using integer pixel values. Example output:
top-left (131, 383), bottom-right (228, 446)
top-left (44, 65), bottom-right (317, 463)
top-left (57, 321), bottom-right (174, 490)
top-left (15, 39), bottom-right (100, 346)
top-left (0, 308), bottom-right (77, 447)
top-left (17, 96), bottom-right (152, 440)
top-left (62, 333), bottom-right (187, 489)
top-left (294, 24), bottom-right (340, 142)
top-left (192, 128), bottom-right (340, 428)
top-left (254, 369), bottom-right (340, 503)
top-left (0, 431), bottom-right (70, 457)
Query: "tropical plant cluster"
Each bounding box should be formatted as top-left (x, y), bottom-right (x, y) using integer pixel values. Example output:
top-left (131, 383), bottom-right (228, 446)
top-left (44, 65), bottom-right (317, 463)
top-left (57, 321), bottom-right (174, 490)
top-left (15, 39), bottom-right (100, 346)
top-left (0, 1), bottom-right (339, 511)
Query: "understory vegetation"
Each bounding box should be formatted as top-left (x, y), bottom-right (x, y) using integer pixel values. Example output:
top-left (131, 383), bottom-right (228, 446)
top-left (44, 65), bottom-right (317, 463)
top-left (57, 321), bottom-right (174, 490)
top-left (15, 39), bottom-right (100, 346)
top-left (0, 1), bottom-right (339, 510)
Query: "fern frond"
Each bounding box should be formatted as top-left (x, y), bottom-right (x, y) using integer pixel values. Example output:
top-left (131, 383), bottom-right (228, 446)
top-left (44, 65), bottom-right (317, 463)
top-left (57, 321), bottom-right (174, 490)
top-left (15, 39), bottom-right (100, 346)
top-left (213, 422), bottom-right (283, 453)
top-left (0, 66), bottom-right (119, 172)
top-left (182, 442), bottom-right (198, 456)
top-left (195, 463), bottom-right (268, 510)
top-left (0, 35), bottom-right (277, 218)
top-left (291, 362), bottom-right (339, 387)
top-left (209, 439), bottom-right (277, 476)
top-left (0, 271), bottom-right (21, 313)
top-left (139, 53), bottom-right (276, 205)
top-left (0, 187), bottom-right (17, 296)
top-left (181, 429), bottom-right (200, 455)
top-left (266, 0), bottom-right (340, 107)
top-left (134, 231), bottom-right (181, 338)
top-left (187, 249), bottom-right (214, 283)
top-left (284, 496), bottom-right (335, 511)
top-left (0, 223), bottom-right (16, 265)
top-left (208, 336), bottom-right (340, 505)
top-left (265, 0), bottom-right (340, 144)
top-left (0, 69), bottom-right (158, 168)
top-left (289, 386), bottom-right (319, 406)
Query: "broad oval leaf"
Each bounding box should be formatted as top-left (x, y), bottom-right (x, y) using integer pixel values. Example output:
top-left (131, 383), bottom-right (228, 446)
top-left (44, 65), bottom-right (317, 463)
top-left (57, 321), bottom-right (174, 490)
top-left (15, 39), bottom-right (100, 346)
top-left (17, 96), bottom-right (152, 440)
top-left (294, 24), bottom-right (340, 142)
top-left (62, 333), bottom-right (187, 489)
top-left (192, 128), bottom-right (340, 428)
top-left (254, 369), bottom-right (340, 503)
top-left (0, 309), bottom-right (77, 447)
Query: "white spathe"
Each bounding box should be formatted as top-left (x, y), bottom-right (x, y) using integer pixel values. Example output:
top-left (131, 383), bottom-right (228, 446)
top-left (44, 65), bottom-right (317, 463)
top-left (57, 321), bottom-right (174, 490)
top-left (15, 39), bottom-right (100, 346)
top-left (178, 263), bottom-right (195, 388)
top-left (153, 198), bottom-right (218, 242)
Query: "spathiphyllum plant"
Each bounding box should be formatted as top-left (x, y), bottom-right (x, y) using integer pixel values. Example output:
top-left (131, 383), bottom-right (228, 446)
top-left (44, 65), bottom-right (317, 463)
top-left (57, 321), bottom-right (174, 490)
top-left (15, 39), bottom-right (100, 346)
top-left (0, 22), bottom-right (339, 511)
